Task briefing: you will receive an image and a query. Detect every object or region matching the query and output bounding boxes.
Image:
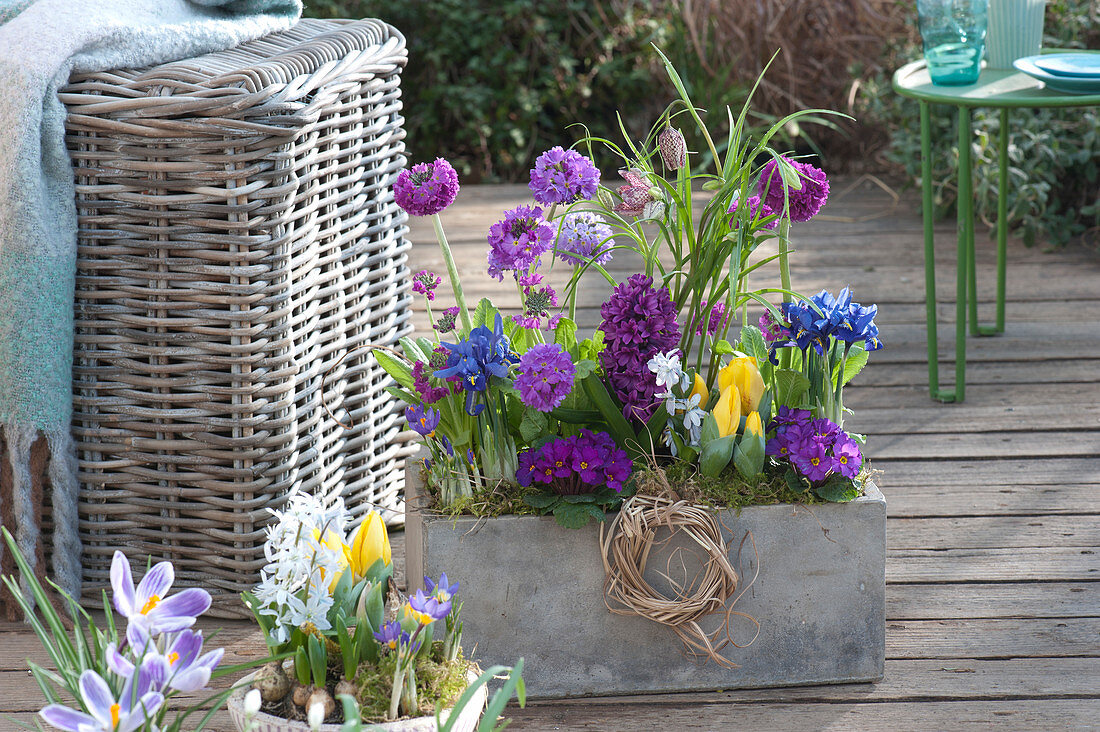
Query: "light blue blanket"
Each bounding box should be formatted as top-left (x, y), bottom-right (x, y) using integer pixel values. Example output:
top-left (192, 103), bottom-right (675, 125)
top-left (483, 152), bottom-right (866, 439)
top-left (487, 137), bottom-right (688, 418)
top-left (0, 0), bottom-right (301, 600)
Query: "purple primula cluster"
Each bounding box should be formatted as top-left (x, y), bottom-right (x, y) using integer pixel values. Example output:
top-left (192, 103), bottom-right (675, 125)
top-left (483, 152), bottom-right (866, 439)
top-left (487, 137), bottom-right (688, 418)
top-left (394, 158), bottom-right (460, 217)
top-left (516, 430), bottom-right (632, 495)
top-left (515, 343), bottom-right (575, 412)
top-left (434, 314), bottom-right (513, 416)
top-left (728, 191), bottom-right (778, 230)
top-left (758, 155), bottom-right (830, 223)
top-left (528, 146), bottom-right (600, 205)
top-left (598, 274), bottom-right (681, 419)
top-left (40, 553), bottom-right (219, 732)
top-left (434, 306), bottom-right (460, 333)
top-left (766, 407), bottom-right (863, 482)
top-left (776, 286), bottom-right (883, 355)
top-left (694, 299), bottom-right (731, 337)
top-left (412, 269), bottom-right (442, 300)
top-left (555, 211), bottom-right (614, 267)
top-left (412, 360), bottom-right (449, 404)
top-left (514, 284), bottom-right (559, 330)
top-left (486, 205), bottom-right (555, 281)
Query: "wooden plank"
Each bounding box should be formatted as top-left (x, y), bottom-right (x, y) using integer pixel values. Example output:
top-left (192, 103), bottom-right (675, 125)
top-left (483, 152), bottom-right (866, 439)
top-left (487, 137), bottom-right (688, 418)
top-left (887, 516), bottom-right (1100, 550)
top-left (505, 699), bottom-right (1100, 730)
top-left (845, 381), bottom-right (1100, 410)
top-left (869, 458), bottom-right (1100, 488)
top-left (881, 484), bottom-right (1100, 518)
top-left (887, 547), bottom-right (1099, 583)
top-left (885, 618), bottom-right (1100, 659)
top-left (867, 431), bottom-right (1100, 460)
top-left (887, 582), bottom-right (1099, 620)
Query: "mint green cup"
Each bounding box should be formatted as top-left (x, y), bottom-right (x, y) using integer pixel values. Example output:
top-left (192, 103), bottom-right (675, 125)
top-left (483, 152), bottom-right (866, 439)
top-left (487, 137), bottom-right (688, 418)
top-left (986, 0), bottom-right (1046, 69)
top-left (917, 0), bottom-right (989, 86)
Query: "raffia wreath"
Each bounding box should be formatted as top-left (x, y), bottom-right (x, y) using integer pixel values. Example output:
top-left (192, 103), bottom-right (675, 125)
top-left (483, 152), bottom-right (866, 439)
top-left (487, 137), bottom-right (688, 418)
top-left (600, 494), bottom-right (760, 668)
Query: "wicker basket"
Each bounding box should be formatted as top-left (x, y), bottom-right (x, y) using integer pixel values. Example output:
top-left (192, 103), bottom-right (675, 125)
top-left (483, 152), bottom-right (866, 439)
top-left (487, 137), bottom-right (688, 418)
top-left (62, 19), bottom-right (415, 617)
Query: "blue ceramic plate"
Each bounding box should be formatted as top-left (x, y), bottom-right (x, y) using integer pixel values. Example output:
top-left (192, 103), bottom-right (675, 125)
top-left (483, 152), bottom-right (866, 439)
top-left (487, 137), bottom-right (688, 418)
top-left (1014, 55), bottom-right (1100, 95)
top-left (1032, 53), bottom-right (1100, 78)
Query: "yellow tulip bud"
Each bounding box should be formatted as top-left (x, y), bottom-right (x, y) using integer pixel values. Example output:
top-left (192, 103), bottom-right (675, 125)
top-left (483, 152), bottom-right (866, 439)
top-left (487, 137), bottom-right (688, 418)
top-left (712, 385), bottom-right (741, 437)
top-left (745, 410), bottom-right (763, 438)
top-left (717, 356), bottom-right (765, 414)
top-left (350, 511), bottom-right (391, 581)
top-left (311, 528), bottom-right (351, 592)
top-left (688, 373), bottom-right (709, 410)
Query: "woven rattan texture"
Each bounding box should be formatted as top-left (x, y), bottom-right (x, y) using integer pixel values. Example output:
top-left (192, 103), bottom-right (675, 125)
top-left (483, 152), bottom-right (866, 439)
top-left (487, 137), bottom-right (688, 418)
top-left (62, 19), bottom-right (414, 617)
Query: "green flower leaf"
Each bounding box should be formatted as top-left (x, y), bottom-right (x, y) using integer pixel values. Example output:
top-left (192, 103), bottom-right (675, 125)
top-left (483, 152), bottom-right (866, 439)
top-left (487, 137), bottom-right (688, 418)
top-left (738, 325), bottom-right (768, 364)
top-left (774, 368), bottom-right (810, 407)
top-left (472, 298), bottom-right (498, 329)
top-left (519, 409), bottom-right (549, 443)
top-left (713, 339), bottom-right (736, 355)
top-left (374, 350), bottom-right (414, 390)
top-left (523, 493), bottom-right (560, 510)
top-left (700, 434), bottom-right (736, 477)
top-left (814, 475), bottom-right (860, 502)
top-left (553, 502), bottom-right (595, 529)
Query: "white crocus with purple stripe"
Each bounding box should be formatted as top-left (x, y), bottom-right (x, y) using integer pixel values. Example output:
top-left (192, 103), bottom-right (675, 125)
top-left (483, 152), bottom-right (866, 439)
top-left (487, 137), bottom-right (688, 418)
top-left (39, 668), bottom-right (164, 732)
top-left (110, 551), bottom-right (212, 639)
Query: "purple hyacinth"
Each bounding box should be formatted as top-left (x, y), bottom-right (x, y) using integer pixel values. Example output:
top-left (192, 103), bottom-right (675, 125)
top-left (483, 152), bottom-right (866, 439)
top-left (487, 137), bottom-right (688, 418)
top-left (694, 299), bottom-right (730, 337)
top-left (515, 430), bottom-right (631, 494)
top-left (555, 211), bottom-right (614, 267)
top-left (757, 155), bottom-right (830, 223)
top-left (486, 205), bottom-right (555, 281)
top-left (598, 274), bottom-right (681, 419)
top-left (728, 191), bottom-right (778, 230)
top-left (394, 158), bottom-right (460, 217)
top-left (528, 146), bottom-right (601, 205)
top-left (515, 343), bottom-right (575, 412)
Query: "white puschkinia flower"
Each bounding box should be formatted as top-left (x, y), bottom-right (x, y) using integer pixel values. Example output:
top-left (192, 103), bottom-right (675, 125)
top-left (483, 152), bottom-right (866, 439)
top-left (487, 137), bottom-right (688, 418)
top-left (661, 424), bottom-right (679, 457)
top-left (244, 689), bottom-right (262, 718)
top-left (683, 405), bottom-right (707, 446)
top-left (647, 350), bottom-right (687, 391)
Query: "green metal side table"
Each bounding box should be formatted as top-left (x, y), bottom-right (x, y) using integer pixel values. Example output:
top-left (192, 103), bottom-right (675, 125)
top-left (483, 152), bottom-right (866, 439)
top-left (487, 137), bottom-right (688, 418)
top-left (892, 52), bottom-right (1100, 402)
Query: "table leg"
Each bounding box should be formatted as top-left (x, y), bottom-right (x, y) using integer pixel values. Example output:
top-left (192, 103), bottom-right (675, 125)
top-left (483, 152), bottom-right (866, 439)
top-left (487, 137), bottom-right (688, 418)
top-left (955, 105), bottom-right (972, 402)
top-left (994, 107), bottom-right (1008, 333)
top-left (920, 101), bottom-right (953, 401)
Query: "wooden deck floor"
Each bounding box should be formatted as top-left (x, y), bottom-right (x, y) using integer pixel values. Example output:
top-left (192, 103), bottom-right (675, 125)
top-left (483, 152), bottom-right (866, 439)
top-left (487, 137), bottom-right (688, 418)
top-left (2, 179), bottom-right (1098, 730)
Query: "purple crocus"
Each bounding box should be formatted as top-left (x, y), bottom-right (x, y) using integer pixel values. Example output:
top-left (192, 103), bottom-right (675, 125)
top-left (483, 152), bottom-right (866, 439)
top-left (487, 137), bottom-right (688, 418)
top-left (528, 146), bottom-right (600, 205)
top-left (425, 572), bottom-right (459, 603)
top-left (405, 404), bottom-right (441, 437)
top-left (515, 343), bottom-right (575, 412)
top-left (373, 620), bottom-right (409, 651)
top-left (110, 552), bottom-right (211, 638)
top-left (757, 155), bottom-right (830, 223)
top-left (40, 668), bottom-right (164, 732)
top-left (393, 158), bottom-right (460, 217)
top-left (406, 589), bottom-right (452, 625)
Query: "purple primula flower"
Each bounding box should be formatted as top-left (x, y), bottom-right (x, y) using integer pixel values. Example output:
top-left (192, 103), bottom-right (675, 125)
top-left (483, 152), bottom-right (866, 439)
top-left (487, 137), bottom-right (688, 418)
top-left (40, 668), bottom-right (164, 732)
top-left (486, 205), bottom-right (554, 281)
top-left (516, 448), bottom-right (539, 487)
top-left (598, 274), bottom-right (681, 420)
top-left (833, 435), bottom-right (863, 479)
top-left (110, 552), bottom-right (210, 638)
top-left (407, 589), bottom-right (452, 625)
top-left (572, 443), bottom-right (603, 484)
top-left (405, 404), bottom-right (440, 437)
top-left (424, 572), bottom-right (459, 603)
top-left (515, 430), bottom-right (632, 496)
top-left (394, 158), bottom-right (460, 217)
top-left (412, 361), bottom-right (449, 404)
top-left (412, 270), bottom-right (442, 301)
top-left (728, 191), bottom-right (778, 230)
top-left (528, 146), bottom-right (600, 205)
top-left (373, 620), bottom-right (408, 651)
top-left (791, 439), bottom-right (833, 482)
top-left (758, 155), bottom-right (830, 223)
top-left (515, 343), bottom-right (575, 412)
top-left (555, 211), bottom-right (614, 267)
top-left (434, 306), bottom-right (460, 334)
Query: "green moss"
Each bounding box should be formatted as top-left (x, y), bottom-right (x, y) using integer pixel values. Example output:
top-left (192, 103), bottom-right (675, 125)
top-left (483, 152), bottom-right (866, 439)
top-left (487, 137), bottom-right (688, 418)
top-left (349, 650), bottom-right (476, 724)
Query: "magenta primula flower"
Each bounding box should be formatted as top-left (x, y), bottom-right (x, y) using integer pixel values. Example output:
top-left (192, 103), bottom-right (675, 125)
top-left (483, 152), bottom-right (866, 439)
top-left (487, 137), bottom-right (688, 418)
top-left (486, 205), bottom-right (554, 281)
top-left (757, 155), bottom-right (830, 223)
top-left (515, 343), bottom-right (575, 412)
top-left (393, 158), bottom-right (460, 216)
top-left (528, 146), bottom-right (600, 205)
top-left (40, 668), bottom-right (164, 732)
top-left (110, 552), bottom-right (211, 639)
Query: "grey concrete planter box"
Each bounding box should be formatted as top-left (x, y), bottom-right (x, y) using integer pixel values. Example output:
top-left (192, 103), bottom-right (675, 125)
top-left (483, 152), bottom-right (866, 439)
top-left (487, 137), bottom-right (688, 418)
top-left (405, 462), bottom-right (885, 699)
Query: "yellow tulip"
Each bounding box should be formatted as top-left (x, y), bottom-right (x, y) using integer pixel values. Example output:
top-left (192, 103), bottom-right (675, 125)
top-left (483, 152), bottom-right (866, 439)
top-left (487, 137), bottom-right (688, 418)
top-left (712, 385), bottom-right (741, 437)
top-left (688, 373), bottom-right (709, 410)
top-left (311, 528), bottom-right (351, 592)
top-left (717, 356), bottom-right (765, 414)
top-left (349, 510), bottom-right (391, 581)
top-left (744, 410), bottom-right (763, 438)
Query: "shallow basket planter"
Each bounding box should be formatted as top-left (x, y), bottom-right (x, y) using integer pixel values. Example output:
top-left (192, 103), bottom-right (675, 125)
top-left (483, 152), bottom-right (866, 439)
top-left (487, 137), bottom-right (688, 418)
top-left (226, 670), bottom-right (487, 732)
top-left (405, 461), bottom-right (886, 699)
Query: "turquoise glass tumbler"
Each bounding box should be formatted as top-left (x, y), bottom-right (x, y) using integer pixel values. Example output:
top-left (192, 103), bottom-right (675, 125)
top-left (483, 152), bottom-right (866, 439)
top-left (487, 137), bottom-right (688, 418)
top-left (917, 0), bottom-right (989, 85)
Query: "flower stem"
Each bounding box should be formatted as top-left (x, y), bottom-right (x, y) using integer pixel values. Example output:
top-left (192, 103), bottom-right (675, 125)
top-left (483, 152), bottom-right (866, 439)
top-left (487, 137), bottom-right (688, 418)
top-left (778, 218), bottom-right (793, 370)
top-left (432, 213), bottom-right (473, 333)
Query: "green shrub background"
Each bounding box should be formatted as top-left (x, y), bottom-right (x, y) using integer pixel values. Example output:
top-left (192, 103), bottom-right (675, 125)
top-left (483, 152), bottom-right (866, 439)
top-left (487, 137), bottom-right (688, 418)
top-left (306, 0), bottom-right (1099, 248)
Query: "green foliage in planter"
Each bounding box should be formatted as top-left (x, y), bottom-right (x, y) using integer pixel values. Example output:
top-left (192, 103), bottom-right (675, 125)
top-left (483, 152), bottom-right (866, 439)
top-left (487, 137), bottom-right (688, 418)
top-left (306, 0), bottom-right (676, 180)
top-left (854, 0), bottom-right (1100, 248)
